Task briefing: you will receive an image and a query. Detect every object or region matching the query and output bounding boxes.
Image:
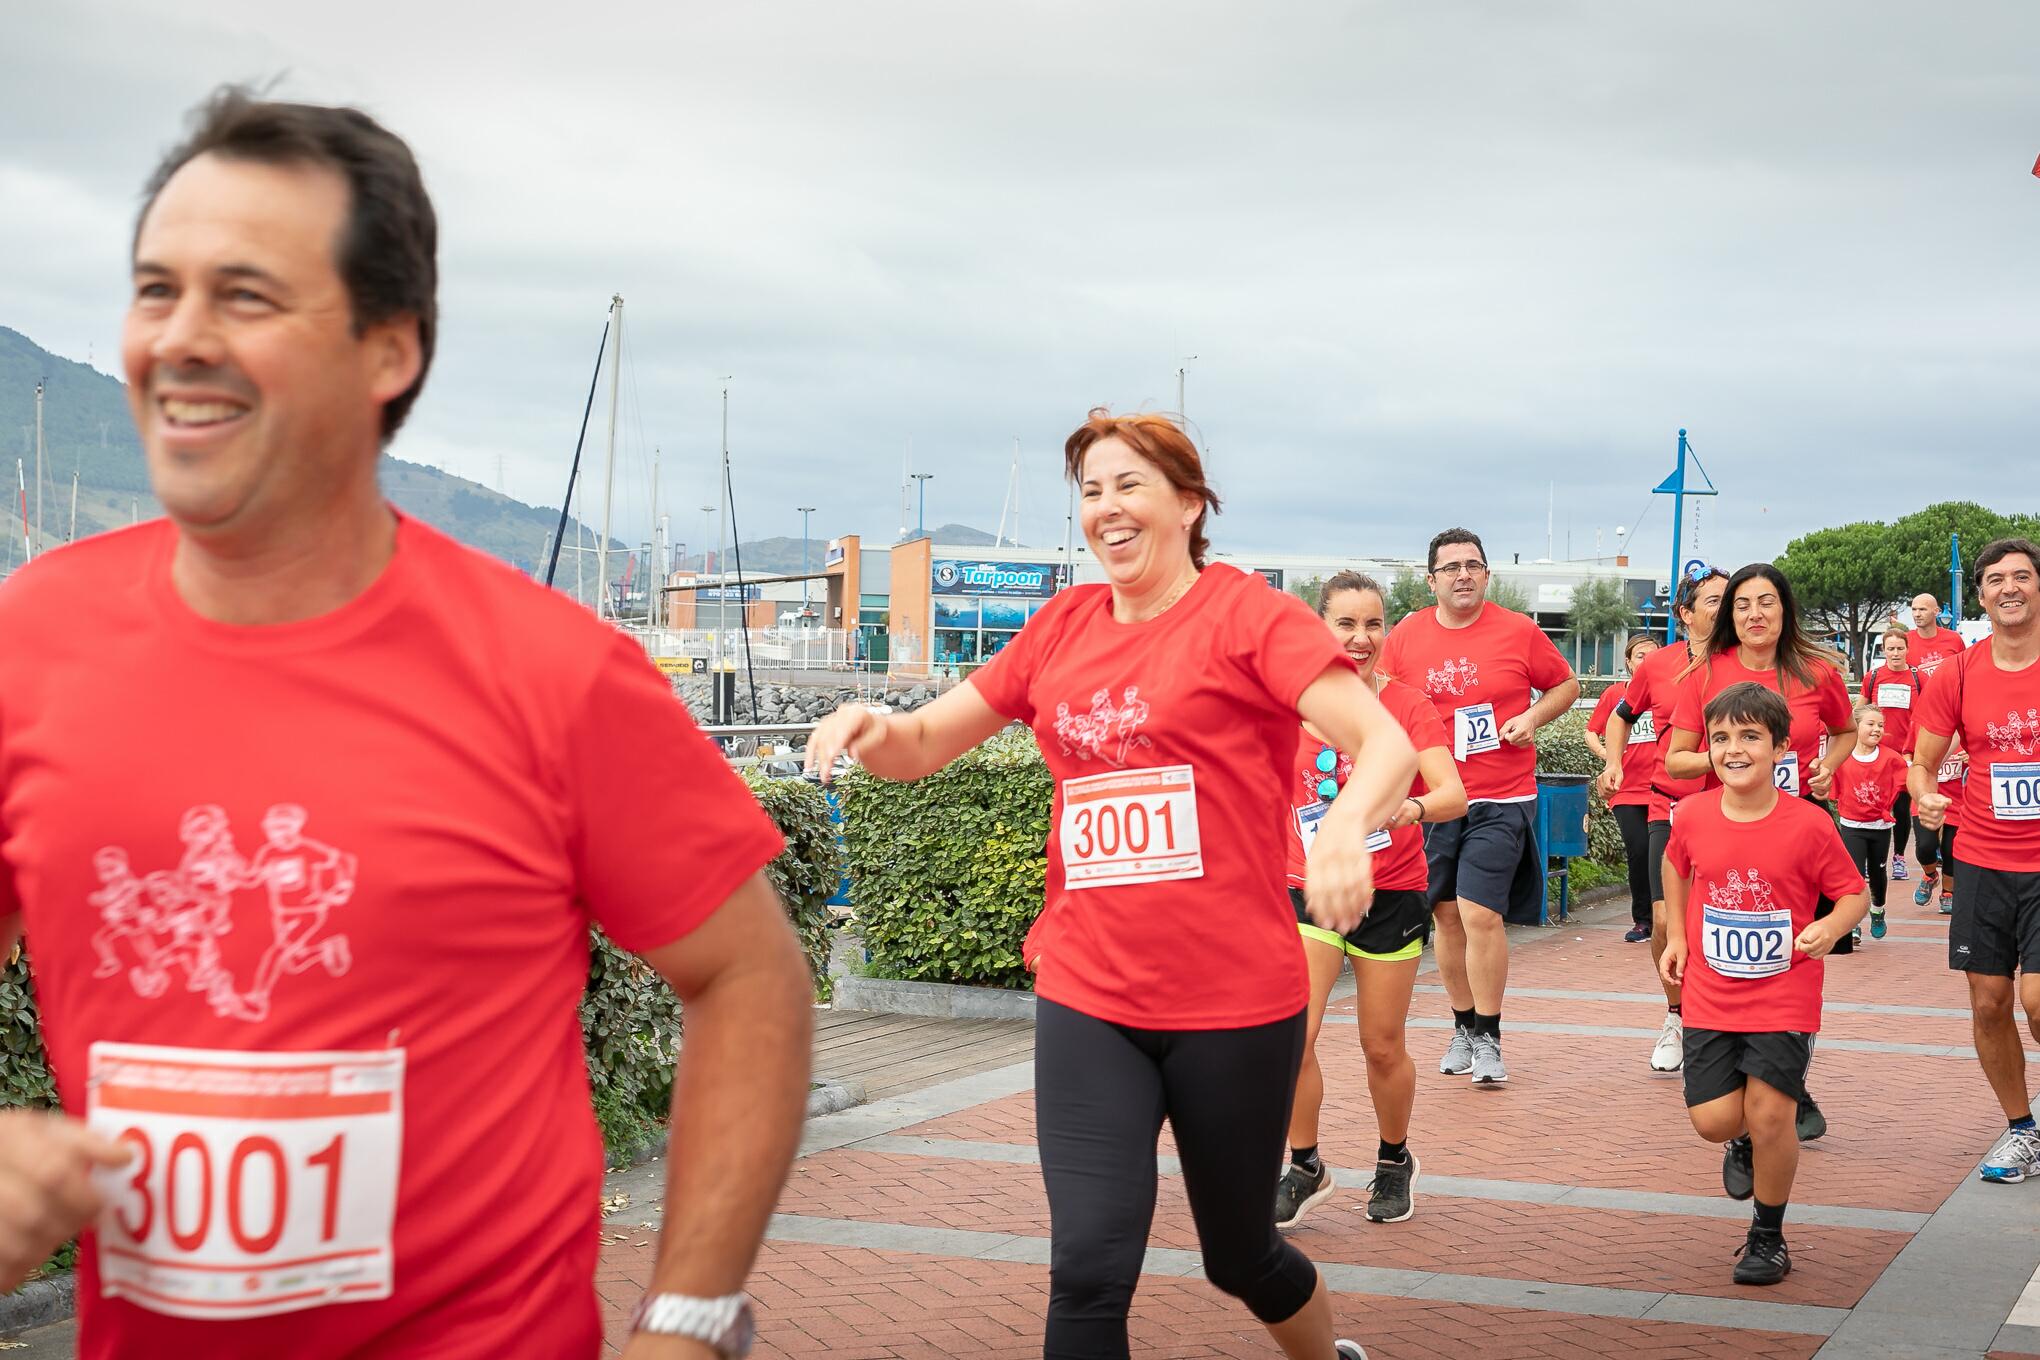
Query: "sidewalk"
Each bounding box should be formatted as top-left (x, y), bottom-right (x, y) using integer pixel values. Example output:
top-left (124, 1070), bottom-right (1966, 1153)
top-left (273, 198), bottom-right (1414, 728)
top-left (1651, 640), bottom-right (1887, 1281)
top-left (595, 887), bottom-right (2039, 1358)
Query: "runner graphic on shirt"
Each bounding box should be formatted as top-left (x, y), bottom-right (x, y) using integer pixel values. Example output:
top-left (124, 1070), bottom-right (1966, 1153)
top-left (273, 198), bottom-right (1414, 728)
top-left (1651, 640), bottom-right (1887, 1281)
top-left (1053, 687), bottom-right (1154, 766)
top-left (1424, 657), bottom-right (1479, 698)
top-left (1986, 709), bottom-right (2040, 756)
top-left (86, 848), bottom-right (159, 983)
top-left (1709, 868), bottom-right (1778, 914)
top-left (225, 804), bottom-right (357, 1023)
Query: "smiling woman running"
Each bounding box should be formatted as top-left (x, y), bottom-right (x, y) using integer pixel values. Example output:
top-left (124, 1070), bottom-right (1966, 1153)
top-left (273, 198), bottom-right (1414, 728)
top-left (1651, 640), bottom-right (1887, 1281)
top-left (809, 410), bottom-right (1415, 1360)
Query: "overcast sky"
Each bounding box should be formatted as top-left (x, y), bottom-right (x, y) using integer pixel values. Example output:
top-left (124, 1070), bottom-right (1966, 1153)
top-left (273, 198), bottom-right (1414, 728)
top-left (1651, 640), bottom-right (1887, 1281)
top-left (5, 1), bottom-right (2036, 576)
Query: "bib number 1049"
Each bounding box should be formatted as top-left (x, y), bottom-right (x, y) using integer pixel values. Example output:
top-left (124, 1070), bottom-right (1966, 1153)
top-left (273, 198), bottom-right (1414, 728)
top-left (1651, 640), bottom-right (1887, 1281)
top-left (1060, 765), bottom-right (1204, 888)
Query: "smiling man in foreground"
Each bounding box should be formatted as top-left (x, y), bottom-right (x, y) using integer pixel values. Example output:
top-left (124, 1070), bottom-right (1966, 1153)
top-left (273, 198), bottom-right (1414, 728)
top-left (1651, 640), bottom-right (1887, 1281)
top-left (0, 88), bottom-right (810, 1359)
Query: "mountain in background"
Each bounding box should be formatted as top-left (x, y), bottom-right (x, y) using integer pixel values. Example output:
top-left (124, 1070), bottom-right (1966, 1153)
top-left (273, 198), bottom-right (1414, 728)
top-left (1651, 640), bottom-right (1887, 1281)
top-left (673, 522), bottom-right (1020, 575)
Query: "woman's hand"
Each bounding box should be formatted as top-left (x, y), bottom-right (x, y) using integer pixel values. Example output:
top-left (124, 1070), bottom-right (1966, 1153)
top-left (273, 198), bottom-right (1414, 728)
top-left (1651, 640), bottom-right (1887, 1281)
top-left (804, 703), bottom-right (890, 785)
top-left (1304, 827), bottom-right (1376, 936)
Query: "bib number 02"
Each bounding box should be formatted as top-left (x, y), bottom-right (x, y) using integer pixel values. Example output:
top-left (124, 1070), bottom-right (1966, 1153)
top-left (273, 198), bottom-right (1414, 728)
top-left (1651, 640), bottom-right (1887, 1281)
top-left (1454, 703), bottom-right (1500, 761)
top-left (1773, 751), bottom-right (1801, 797)
top-left (1060, 765), bottom-right (1205, 888)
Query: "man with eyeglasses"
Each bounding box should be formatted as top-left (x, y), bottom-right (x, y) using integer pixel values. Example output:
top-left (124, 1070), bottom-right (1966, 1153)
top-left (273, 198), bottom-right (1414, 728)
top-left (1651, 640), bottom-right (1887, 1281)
top-left (1379, 529), bottom-right (1580, 1086)
top-left (1911, 538), bottom-right (2040, 1184)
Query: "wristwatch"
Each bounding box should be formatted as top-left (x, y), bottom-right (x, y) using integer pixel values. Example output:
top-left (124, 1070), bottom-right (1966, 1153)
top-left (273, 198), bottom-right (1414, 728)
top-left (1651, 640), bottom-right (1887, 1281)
top-left (630, 1292), bottom-right (756, 1357)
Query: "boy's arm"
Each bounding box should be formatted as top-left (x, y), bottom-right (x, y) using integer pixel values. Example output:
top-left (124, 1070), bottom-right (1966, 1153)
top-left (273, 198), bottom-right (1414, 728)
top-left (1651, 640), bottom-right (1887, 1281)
top-left (1660, 868), bottom-right (1690, 987)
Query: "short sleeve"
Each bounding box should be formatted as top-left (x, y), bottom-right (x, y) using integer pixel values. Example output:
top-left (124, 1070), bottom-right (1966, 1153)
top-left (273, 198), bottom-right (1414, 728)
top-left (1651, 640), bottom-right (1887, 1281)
top-left (1916, 655), bottom-right (1961, 743)
top-left (1670, 666), bottom-right (1706, 737)
top-left (1404, 692), bottom-right (1448, 752)
top-left (1231, 579), bottom-right (1354, 711)
top-left (1586, 686), bottom-right (1621, 736)
top-left (1814, 665), bottom-right (1853, 728)
top-left (564, 634), bottom-right (785, 953)
top-left (971, 591), bottom-right (1069, 723)
top-left (1664, 818), bottom-right (1694, 878)
top-left (1521, 616), bottom-right (1574, 691)
top-left (1621, 664), bottom-right (1655, 723)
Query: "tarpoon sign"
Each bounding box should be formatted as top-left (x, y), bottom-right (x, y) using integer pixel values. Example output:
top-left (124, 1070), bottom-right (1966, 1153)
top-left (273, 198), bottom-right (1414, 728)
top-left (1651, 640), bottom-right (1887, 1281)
top-left (933, 560), bottom-right (1068, 598)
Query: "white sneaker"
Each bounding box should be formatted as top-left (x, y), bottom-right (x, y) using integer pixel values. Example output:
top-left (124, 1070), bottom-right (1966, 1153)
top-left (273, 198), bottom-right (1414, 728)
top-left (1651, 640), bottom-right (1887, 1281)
top-left (1469, 1033), bottom-right (1507, 1086)
top-left (1335, 1342), bottom-right (1368, 1359)
top-left (1649, 1012), bottom-right (1683, 1072)
top-left (1981, 1124), bottom-right (2040, 1183)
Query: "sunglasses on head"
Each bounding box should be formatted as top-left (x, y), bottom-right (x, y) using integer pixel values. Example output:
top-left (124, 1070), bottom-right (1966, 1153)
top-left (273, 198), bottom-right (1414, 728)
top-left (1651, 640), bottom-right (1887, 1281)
top-left (1685, 561), bottom-right (1720, 583)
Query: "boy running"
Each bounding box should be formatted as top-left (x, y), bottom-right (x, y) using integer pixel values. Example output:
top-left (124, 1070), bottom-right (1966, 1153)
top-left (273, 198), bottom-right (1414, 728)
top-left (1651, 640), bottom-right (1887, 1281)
top-left (1834, 706), bottom-right (1908, 940)
top-left (1660, 682), bottom-right (1869, 1285)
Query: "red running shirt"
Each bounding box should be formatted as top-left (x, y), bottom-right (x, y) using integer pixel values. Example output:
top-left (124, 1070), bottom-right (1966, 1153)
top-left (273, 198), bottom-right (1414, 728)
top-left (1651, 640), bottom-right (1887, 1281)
top-left (1620, 642), bottom-right (1709, 823)
top-left (1376, 602), bottom-right (1573, 804)
top-left (1586, 681), bottom-right (1653, 809)
top-left (1668, 652), bottom-right (1854, 801)
top-left (0, 516), bottom-right (783, 1360)
top-left (1665, 789), bottom-right (1865, 1034)
top-left (1858, 663), bottom-right (1924, 754)
top-left (1906, 628), bottom-right (1966, 679)
top-left (1834, 746), bottom-right (1907, 826)
top-left (1915, 646), bottom-right (2040, 871)
top-left (1283, 677), bottom-right (1446, 894)
top-left (971, 566), bottom-right (1352, 1029)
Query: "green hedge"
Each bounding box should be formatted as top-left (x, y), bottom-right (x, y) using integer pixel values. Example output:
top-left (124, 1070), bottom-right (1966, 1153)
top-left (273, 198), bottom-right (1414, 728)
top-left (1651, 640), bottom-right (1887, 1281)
top-left (2, 774), bottom-right (839, 1166)
top-left (838, 728), bottom-right (1051, 990)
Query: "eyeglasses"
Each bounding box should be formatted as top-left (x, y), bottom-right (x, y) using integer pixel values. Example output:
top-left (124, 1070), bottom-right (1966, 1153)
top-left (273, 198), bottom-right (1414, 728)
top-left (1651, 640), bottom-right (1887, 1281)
top-left (1431, 560), bottom-right (1488, 579)
top-left (1315, 746), bottom-right (1341, 801)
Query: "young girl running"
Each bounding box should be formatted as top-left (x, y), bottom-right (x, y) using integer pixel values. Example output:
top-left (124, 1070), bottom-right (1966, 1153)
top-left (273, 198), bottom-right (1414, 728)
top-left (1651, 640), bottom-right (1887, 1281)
top-left (1834, 705), bottom-right (1908, 940)
top-left (1276, 574), bottom-right (1466, 1230)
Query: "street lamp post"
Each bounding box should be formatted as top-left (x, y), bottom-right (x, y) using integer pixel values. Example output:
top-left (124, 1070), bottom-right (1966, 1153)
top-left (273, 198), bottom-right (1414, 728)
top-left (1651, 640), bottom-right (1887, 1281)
top-left (1176, 355), bottom-right (1197, 423)
top-left (910, 473), bottom-right (932, 539)
top-left (797, 505), bottom-right (816, 612)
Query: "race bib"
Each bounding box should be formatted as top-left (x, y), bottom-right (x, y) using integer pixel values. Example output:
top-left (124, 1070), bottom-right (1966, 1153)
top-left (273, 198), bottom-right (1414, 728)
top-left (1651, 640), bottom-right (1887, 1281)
top-left (1990, 761), bottom-right (2040, 822)
top-left (1702, 905), bottom-right (1794, 979)
top-left (1773, 752), bottom-right (1801, 797)
top-left (1876, 682), bottom-right (1913, 712)
top-left (87, 1042), bottom-right (404, 1320)
top-left (1454, 703), bottom-right (1500, 761)
top-left (1294, 801), bottom-right (1392, 859)
top-left (1938, 755), bottom-right (1967, 785)
top-left (1061, 764), bottom-right (1204, 888)
top-left (1627, 712), bottom-right (1658, 745)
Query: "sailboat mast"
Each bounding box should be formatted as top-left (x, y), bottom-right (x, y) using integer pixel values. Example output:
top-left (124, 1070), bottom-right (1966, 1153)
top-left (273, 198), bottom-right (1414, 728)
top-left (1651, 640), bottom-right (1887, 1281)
top-left (716, 380), bottom-right (731, 664)
top-left (596, 293), bottom-right (624, 619)
top-left (33, 380), bottom-right (45, 554)
top-left (648, 448), bottom-right (661, 628)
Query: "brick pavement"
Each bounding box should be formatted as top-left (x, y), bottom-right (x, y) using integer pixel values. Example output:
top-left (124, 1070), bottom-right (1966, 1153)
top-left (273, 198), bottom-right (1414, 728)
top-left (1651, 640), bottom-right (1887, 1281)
top-left (593, 881), bottom-right (2040, 1358)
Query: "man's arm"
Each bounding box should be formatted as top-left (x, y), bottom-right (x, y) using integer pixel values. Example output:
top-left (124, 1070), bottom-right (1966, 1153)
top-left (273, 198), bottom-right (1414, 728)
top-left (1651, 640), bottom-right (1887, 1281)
top-left (1909, 728), bottom-right (1954, 825)
top-left (627, 871), bottom-right (813, 1359)
top-left (1504, 677), bottom-right (1581, 745)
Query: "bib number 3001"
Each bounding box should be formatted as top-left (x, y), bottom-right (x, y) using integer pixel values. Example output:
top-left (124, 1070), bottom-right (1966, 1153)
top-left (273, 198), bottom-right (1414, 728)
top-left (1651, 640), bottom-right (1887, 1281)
top-left (87, 1042), bottom-right (404, 1320)
top-left (1454, 703), bottom-right (1500, 761)
top-left (1701, 905), bottom-right (1793, 979)
top-left (1060, 765), bottom-right (1204, 888)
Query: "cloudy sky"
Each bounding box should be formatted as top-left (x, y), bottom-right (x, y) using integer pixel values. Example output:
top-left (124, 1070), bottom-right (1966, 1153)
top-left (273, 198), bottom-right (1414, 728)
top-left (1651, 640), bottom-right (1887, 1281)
top-left (5, 1), bottom-right (2036, 576)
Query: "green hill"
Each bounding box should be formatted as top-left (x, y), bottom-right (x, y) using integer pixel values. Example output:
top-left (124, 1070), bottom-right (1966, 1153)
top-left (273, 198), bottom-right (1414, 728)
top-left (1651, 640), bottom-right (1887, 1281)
top-left (0, 325), bottom-right (611, 574)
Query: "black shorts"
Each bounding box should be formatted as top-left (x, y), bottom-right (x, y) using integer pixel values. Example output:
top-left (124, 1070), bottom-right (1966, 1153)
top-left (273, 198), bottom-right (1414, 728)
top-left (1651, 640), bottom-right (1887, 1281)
top-left (1682, 1027), bottom-right (1813, 1108)
top-left (1647, 818), bottom-right (1671, 905)
top-left (1949, 861), bottom-right (2040, 977)
top-left (1292, 886), bottom-right (1430, 961)
top-left (1424, 800), bottom-right (1533, 913)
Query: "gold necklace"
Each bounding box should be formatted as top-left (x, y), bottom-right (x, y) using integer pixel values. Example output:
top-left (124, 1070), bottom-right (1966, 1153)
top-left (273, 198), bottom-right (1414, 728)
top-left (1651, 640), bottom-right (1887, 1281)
top-left (1127, 569), bottom-right (1200, 623)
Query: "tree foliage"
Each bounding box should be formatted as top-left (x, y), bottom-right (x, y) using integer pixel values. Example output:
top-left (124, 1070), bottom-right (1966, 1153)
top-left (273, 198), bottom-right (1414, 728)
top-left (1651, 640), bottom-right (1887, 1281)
top-left (1382, 570), bottom-right (1431, 626)
top-left (1567, 576), bottom-right (1634, 651)
top-left (1288, 575), bottom-right (1327, 613)
top-left (1488, 577), bottom-right (1532, 614)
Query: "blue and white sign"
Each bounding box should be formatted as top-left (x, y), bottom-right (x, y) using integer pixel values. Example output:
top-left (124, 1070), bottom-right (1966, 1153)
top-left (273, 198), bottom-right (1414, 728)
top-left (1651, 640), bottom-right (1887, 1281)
top-left (698, 585), bottom-right (763, 602)
top-left (932, 559), bottom-right (1068, 598)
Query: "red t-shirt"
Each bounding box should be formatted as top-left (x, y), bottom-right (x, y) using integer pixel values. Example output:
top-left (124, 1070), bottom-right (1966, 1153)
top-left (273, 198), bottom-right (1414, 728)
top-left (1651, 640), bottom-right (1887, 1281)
top-left (1906, 627), bottom-right (1966, 679)
top-left (1835, 746), bottom-right (1907, 826)
top-left (1283, 678), bottom-right (1445, 894)
top-left (970, 565), bottom-right (1351, 1029)
top-left (1915, 645), bottom-right (2040, 871)
top-left (1620, 641), bottom-right (1708, 822)
top-left (1376, 602), bottom-right (1573, 804)
top-left (1664, 789), bottom-right (1865, 1034)
top-left (1586, 681), bottom-right (1652, 809)
top-left (0, 516), bottom-right (783, 1360)
top-left (1858, 663), bottom-right (1924, 754)
top-left (1668, 651), bottom-right (1854, 802)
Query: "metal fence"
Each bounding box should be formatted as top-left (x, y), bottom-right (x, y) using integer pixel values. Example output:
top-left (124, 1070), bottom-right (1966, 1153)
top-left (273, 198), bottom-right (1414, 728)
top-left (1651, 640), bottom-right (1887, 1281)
top-left (629, 628), bottom-right (858, 671)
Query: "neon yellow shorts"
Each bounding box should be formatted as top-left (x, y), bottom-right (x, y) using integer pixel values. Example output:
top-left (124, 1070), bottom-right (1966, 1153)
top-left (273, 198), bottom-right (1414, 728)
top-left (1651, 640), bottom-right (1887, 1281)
top-left (1290, 887), bottom-right (1429, 963)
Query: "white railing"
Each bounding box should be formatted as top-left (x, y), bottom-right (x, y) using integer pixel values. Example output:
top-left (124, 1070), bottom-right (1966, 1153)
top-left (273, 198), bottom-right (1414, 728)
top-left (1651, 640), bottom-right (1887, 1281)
top-left (629, 628), bottom-right (860, 671)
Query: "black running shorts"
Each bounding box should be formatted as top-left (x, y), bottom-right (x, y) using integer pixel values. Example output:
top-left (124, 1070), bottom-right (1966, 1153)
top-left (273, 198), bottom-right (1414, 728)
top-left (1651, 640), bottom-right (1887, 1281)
top-left (1949, 862), bottom-right (2040, 978)
top-left (1424, 800), bottom-right (1533, 913)
top-left (1682, 1027), bottom-right (1812, 1108)
top-left (1291, 886), bottom-right (1430, 962)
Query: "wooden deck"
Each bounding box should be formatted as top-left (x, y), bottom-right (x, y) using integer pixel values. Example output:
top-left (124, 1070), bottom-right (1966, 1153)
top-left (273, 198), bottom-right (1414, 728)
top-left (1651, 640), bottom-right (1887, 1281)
top-left (812, 1008), bottom-right (1034, 1101)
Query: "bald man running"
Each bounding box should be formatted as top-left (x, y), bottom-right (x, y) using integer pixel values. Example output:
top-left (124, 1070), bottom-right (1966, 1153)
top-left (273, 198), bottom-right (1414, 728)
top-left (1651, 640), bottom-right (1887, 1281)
top-left (1909, 595), bottom-right (1967, 679)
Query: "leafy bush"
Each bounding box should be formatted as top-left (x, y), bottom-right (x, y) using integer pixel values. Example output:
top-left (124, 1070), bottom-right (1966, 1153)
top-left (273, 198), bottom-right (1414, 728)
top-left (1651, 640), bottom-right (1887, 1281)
top-left (1, 945), bottom-right (56, 1111)
top-left (838, 728), bottom-right (1051, 990)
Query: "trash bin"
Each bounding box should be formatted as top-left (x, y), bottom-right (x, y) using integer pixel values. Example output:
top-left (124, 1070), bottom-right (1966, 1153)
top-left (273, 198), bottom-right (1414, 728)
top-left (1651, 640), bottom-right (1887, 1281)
top-left (1534, 772), bottom-right (1593, 923)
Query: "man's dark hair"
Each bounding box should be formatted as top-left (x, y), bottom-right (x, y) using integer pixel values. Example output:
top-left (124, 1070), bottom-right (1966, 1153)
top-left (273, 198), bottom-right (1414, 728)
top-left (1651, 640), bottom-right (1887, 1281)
top-left (1975, 537), bottom-right (2040, 588)
top-left (1702, 681), bottom-right (1791, 747)
top-left (1427, 528), bottom-right (1486, 574)
top-left (137, 85), bottom-right (437, 442)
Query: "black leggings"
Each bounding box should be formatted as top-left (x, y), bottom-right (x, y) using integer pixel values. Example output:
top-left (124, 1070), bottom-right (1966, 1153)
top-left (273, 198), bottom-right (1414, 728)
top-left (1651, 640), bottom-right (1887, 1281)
top-left (1840, 826), bottom-right (1889, 908)
top-left (1890, 790), bottom-right (1911, 857)
top-left (1914, 819), bottom-right (1958, 871)
top-left (1612, 804), bottom-right (1652, 925)
top-left (1035, 998), bottom-right (1318, 1358)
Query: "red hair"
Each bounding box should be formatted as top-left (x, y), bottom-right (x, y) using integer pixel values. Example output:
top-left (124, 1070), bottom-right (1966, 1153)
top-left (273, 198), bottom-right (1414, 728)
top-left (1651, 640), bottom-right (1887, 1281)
top-left (1062, 409), bottom-right (1223, 569)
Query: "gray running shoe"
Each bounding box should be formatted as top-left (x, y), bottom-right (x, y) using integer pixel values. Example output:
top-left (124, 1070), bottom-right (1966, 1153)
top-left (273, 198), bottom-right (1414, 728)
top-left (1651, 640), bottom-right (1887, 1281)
top-left (1335, 1342), bottom-right (1368, 1359)
top-left (1796, 1096), bottom-right (1826, 1142)
top-left (1439, 1026), bottom-right (1475, 1075)
top-left (1980, 1124), bottom-right (2040, 1183)
top-left (1273, 1161), bottom-right (1335, 1229)
top-left (1469, 1033), bottom-right (1507, 1087)
top-left (1366, 1150), bottom-right (1420, 1223)
top-left (1721, 1135), bottom-right (1754, 1201)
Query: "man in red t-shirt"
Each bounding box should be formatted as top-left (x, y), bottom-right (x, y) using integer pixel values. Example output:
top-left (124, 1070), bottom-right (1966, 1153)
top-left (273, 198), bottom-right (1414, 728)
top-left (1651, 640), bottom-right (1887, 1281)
top-left (0, 91), bottom-right (810, 1359)
top-left (1377, 528), bottom-right (1579, 1088)
top-left (1661, 683), bottom-right (1867, 1287)
top-left (1911, 539), bottom-right (2040, 1186)
top-left (1908, 593), bottom-right (1967, 679)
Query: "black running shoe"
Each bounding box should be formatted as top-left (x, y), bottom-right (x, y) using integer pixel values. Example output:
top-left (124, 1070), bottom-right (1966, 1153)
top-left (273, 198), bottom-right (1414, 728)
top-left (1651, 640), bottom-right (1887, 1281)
top-left (1274, 1161), bottom-right (1334, 1230)
top-left (1721, 1135), bottom-right (1754, 1201)
top-left (1732, 1227), bottom-right (1791, 1285)
top-left (1366, 1151), bottom-right (1420, 1223)
top-left (1796, 1096), bottom-right (1827, 1142)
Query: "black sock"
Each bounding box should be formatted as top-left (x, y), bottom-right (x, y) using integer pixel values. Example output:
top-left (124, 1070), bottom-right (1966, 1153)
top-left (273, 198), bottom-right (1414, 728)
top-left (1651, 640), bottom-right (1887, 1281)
top-left (1667, 1003), bottom-right (1681, 1016)
top-left (1291, 1145), bottom-right (1321, 1173)
top-left (1452, 1007), bottom-right (1476, 1032)
top-left (1377, 1139), bottom-right (1408, 1164)
top-left (1753, 1199), bottom-right (1786, 1234)
top-left (1472, 1011), bottom-right (1501, 1040)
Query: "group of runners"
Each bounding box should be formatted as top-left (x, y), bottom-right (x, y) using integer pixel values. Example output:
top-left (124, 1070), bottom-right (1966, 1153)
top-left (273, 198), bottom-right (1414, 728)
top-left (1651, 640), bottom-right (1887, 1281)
top-left (2, 85), bottom-right (2037, 1360)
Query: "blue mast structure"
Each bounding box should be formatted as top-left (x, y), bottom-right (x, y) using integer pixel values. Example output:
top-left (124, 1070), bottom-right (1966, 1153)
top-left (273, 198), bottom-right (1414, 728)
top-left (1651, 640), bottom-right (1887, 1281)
top-left (1651, 428), bottom-right (1718, 642)
top-left (1950, 532), bottom-right (1962, 628)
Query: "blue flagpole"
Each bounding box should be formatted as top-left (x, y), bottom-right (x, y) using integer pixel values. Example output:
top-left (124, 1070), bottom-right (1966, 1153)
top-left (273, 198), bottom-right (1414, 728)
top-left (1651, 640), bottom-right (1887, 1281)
top-left (1664, 431), bottom-right (1687, 643)
top-left (1950, 532), bottom-right (1962, 627)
